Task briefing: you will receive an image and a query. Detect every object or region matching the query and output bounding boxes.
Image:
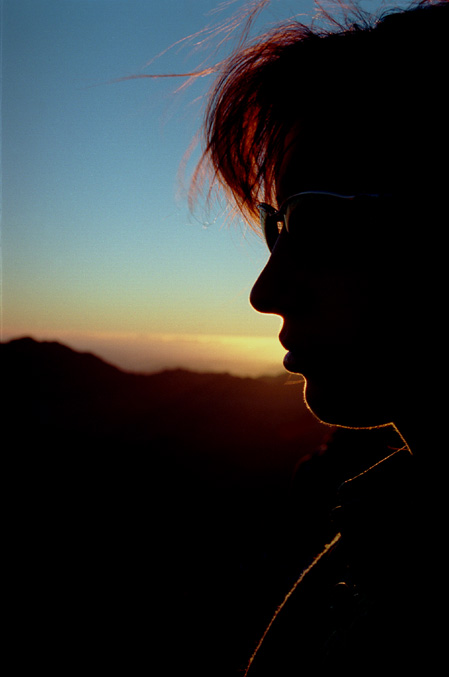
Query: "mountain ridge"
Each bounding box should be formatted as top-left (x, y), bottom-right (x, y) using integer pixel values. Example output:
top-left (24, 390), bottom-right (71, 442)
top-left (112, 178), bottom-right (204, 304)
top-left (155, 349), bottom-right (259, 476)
top-left (3, 335), bottom-right (330, 675)
top-left (2, 336), bottom-right (325, 472)
top-left (2, 336), bottom-right (402, 675)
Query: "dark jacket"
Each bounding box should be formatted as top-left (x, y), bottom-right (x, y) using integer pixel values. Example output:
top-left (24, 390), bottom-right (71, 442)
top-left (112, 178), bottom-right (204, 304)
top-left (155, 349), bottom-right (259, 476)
top-left (246, 443), bottom-right (442, 674)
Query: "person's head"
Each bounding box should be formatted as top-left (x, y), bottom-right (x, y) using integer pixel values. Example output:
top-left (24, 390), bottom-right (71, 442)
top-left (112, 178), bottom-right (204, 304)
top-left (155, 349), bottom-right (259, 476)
top-left (195, 1), bottom-right (448, 434)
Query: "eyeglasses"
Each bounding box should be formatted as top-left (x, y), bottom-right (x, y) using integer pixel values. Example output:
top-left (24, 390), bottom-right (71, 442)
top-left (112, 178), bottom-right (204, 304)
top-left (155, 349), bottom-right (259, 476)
top-left (258, 191), bottom-right (385, 252)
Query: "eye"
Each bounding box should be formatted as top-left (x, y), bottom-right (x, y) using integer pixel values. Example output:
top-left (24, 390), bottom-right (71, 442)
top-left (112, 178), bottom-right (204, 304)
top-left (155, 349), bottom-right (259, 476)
top-left (265, 216), bottom-right (284, 251)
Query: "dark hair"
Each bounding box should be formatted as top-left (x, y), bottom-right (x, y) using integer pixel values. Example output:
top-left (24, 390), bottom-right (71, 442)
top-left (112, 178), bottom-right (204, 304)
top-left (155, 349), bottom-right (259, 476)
top-left (192, 1), bottom-right (448, 226)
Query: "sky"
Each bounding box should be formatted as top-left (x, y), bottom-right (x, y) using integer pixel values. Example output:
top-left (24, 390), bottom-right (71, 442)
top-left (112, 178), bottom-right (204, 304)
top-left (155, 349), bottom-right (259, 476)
top-left (1, 0), bottom-right (407, 376)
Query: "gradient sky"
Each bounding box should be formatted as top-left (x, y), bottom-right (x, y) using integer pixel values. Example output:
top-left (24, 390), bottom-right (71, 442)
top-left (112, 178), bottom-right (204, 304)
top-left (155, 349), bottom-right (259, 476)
top-left (1, 0), bottom-right (406, 375)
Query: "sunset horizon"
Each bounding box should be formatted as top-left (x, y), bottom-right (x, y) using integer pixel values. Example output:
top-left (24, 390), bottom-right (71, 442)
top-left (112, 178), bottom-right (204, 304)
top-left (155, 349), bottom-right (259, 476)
top-left (1, 328), bottom-right (288, 378)
top-left (2, 0), bottom-right (293, 381)
top-left (2, 0), bottom-right (410, 379)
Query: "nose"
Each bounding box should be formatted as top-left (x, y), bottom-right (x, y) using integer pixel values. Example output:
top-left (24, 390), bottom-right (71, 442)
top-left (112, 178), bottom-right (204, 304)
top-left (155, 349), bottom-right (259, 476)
top-left (250, 250), bottom-right (286, 315)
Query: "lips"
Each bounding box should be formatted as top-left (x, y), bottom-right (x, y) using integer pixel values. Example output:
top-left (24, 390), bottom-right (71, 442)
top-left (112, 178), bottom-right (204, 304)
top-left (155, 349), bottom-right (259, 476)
top-left (279, 326), bottom-right (326, 377)
top-left (283, 350), bottom-right (303, 373)
top-left (279, 328), bottom-right (303, 372)
top-left (278, 327), bottom-right (293, 352)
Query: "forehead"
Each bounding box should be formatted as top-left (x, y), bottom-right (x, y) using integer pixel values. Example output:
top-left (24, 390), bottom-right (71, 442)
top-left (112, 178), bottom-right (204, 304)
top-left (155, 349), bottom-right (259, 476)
top-left (275, 120), bottom-right (385, 205)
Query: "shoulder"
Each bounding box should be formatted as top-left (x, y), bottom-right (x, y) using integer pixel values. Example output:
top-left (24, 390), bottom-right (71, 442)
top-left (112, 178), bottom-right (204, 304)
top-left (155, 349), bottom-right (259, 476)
top-left (246, 435), bottom-right (443, 675)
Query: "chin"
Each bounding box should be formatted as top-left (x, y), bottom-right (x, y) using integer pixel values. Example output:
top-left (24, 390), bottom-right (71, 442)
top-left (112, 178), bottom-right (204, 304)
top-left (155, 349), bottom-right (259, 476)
top-left (302, 376), bottom-right (391, 429)
top-left (283, 347), bottom-right (394, 427)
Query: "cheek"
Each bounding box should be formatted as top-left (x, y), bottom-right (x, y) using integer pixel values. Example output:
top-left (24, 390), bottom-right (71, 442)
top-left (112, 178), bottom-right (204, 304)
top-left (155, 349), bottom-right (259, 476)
top-left (293, 268), bottom-right (377, 346)
top-left (300, 273), bottom-right (401, 425)
top-left (301, 271), bottom-right (396, 365)
top-left (318, 264), bottom-right (398, 341)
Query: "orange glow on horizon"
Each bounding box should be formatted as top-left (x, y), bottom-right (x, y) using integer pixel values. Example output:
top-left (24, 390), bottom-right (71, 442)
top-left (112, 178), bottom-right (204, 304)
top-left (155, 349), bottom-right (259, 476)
top-left (2, 328), bottom-right (287, 377)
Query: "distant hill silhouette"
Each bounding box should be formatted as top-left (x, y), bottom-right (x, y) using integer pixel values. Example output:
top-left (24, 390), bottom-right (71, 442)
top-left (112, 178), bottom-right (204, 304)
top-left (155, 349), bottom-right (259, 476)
top-left (2, 336), bottom-right (328, 674)
top-left (2, 336), bottom-right (325, 469)
top-left (2, 337), bottom-right (402, 675)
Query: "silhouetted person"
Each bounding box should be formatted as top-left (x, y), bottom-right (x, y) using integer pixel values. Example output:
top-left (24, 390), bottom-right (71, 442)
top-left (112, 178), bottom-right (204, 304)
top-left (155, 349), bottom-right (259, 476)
top-left (192, 0), bottom-right (448, 672)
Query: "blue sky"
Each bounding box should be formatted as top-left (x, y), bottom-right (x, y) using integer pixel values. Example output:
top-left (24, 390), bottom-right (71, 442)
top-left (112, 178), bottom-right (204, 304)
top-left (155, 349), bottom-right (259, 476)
top-left (1, 0), bottom-right (407, 375)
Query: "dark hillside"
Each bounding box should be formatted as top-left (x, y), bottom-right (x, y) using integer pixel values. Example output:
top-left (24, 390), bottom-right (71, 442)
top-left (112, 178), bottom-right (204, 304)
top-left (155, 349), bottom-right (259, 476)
top-left (3, 337), bottom-right (402, 674)
top-left (2, 336), bottom-right (326, 477)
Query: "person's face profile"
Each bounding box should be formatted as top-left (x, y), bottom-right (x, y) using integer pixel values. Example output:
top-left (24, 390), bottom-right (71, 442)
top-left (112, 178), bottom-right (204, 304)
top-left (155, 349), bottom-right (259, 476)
top-left (250, 124), bottom-right (405, 428)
